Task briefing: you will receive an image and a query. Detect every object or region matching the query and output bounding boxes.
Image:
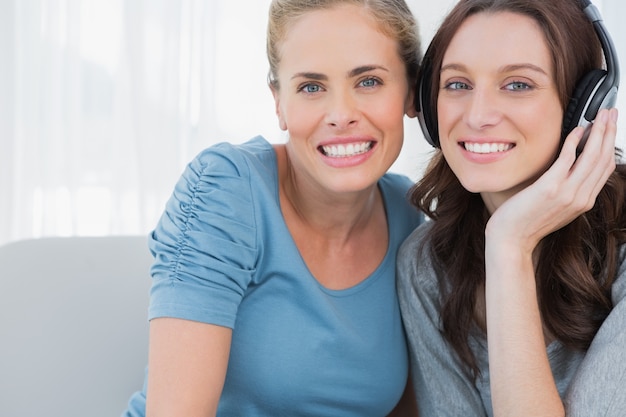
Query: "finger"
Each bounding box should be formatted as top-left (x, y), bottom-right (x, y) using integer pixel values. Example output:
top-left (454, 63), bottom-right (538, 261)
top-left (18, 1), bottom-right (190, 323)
top-left (569, 109), bottom-right (608, 175)
top-left (570, 108), bottom-right (617, 208)
top-left (596, 108), bottom-right (618, 179)
top-left (569, 109), bottom-right (612, 181)
top-left (576, 109), bottom-right (617, 188)
top-left (534, 109), bottom-right (615, 215)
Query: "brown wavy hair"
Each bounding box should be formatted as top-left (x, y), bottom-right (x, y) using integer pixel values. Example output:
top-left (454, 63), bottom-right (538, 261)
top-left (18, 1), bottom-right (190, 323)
top-left (410, 0), bottom-right (626, 379)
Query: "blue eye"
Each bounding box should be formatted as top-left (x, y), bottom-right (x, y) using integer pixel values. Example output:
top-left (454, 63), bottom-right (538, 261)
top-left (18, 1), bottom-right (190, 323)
top-left (505, 81), bottom-right (531, 91)
top-left (444, 81), bottom-right (470, 90)
top-left (299, 83), bottom-right (322, 93)
top-left (360, 77), bottom-right (380, 88)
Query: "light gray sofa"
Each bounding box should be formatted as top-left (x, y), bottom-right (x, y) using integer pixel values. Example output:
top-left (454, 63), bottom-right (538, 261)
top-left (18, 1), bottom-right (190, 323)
top-left (0, 236), bottom-right (153, 417)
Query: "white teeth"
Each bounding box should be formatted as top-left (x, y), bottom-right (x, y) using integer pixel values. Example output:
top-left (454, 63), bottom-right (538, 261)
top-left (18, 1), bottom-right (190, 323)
top-left (322, 141), bottom-right (372, 157)
top-left (464, 142), bottom-right (513, 154)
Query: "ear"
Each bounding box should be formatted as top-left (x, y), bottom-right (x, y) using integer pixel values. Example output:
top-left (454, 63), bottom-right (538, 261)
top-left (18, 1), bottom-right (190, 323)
top-left (270, 84), bottom-right (288, 131)
top-left (404, 87), bottom-right (417, 118)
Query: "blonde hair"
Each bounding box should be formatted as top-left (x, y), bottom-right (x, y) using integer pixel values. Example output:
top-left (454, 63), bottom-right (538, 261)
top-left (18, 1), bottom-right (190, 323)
top-left (266, 0), bottom-right (421, 90)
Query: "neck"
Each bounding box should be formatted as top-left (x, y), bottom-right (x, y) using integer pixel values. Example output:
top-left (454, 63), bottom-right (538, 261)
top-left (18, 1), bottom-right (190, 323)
top-left (276, 145), bottom-right (381, 241)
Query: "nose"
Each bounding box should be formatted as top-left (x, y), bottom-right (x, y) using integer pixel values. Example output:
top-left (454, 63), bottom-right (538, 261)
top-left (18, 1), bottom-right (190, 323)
top-left (463, 88), bottom-right (502, 130)
top-left (325, 90), bottom-right (359, 129)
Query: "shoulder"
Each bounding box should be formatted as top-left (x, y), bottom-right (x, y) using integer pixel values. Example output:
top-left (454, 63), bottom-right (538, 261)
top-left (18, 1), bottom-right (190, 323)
top-left (379, 171), bottom-right (415, 197)
top-left (398, 221), bottom-right (433, 265)
top-left (396, 221), bottom-right (445, 337)
top-left (173, 136), bottom-right (277, 209)
top-left (396, 221), bottom-right (438, 293)
top-left (190, 136), bottom-right (275, 180)
top-left (379, 172), bottom-right (424, 230)
top-left (147, 139), bottom-right (273, 326)
top-left (155, 137), bottom-right (277, 260)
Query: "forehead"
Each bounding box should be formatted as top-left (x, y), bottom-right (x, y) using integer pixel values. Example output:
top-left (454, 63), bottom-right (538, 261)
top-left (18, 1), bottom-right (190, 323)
top-left (443, 11), bottom-right (552, 74)
top-left (277, 4), bottom-right (402, 74)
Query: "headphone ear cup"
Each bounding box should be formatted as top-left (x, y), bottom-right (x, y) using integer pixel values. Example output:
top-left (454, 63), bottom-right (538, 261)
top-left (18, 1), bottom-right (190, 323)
top-left (416, 56), bottom-right (439, 147)
top-left (562, 69), bottom-right (607, 140)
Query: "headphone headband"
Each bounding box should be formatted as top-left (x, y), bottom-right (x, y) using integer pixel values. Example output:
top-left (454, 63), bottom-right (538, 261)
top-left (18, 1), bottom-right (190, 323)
top-left (579, 2), bottom-right (620, 123)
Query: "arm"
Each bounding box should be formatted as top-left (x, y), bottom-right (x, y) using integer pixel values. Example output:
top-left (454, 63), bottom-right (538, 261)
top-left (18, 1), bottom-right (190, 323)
top-left (146, 318), bottom-right (232, 417)
top-left (144, 145), bottom-right (258, 416)
top-left (484, 108), bottom-right (618, 417)
top-left (483, 237), bottom-right (562, 417)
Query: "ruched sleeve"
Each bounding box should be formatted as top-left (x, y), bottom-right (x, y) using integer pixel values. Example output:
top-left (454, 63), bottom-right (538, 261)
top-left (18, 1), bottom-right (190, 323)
top-left (147, 143), bottom-right (258, 329)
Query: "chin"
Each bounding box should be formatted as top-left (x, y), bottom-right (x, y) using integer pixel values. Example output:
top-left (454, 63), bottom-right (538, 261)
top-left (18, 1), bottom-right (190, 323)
top-left (458, 178), bottom-right (503, 194)
top-left (458, 177), bottom-right (485, 193)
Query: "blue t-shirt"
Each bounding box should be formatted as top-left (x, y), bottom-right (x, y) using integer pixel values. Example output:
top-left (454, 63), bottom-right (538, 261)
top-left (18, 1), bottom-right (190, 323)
top-left (123, 136), bottom-right (423, 416)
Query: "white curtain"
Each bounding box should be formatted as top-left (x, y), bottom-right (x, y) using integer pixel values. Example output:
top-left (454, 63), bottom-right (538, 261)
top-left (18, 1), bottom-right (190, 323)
top-left (0, 0), bottom-right (623, 246)
top-left (0, 0), bottom-right (283, 246)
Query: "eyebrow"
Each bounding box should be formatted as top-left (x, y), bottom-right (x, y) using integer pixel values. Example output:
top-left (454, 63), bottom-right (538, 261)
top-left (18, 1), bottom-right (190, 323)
top-left (291, 72), bottom-right (327, 81)
top-left (440, 62), bottom-right (549, 76)
top-left (290, 65), bottom-right (389, 81)
top-left (349, 65), bottom-right (388, 77)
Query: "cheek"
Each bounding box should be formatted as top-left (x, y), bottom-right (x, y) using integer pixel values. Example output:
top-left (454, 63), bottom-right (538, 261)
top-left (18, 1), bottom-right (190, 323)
top-left (436, 99), bottom-right (461, 143)
top-left (368, 97), bottom-right (409, 134)
top-left (439, 138), bottom-right (461, 180)
top-left (437, 106), bottom-right (461, 172)
top-left (281, 101), bottom-right (321, 137)
top-left (523, 101), bottom-right (564, 148)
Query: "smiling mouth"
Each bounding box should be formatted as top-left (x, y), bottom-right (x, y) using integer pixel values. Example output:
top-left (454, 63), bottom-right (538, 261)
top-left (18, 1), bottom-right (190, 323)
top-left (463, 142), bottom-right (514, 154)
top-left (320, 141), bottom-right (373, 158)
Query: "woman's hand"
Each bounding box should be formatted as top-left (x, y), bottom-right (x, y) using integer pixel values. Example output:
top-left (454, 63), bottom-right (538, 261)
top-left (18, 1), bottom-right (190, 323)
top-left (486, 108), bottom-right (618, 252)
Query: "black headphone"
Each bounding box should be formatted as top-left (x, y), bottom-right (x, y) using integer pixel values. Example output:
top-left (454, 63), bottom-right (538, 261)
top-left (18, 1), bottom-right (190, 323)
top-left (416, 0), bottom-right (620, 149)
